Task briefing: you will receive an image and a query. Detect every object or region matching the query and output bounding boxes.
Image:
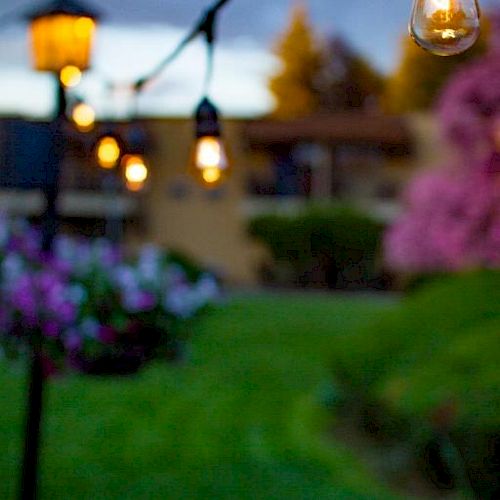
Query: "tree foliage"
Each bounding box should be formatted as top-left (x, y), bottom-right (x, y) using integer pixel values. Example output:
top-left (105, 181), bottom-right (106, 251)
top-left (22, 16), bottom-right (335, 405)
top-left (268, 3), bottom-right (384, 118)
top-left (268, 3), bottom-right (323, 119)
top-left (317, 37), bottom-right (384, 111)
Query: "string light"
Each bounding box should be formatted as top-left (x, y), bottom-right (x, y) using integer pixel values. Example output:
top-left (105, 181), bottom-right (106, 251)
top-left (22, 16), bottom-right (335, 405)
top-left (60, 65), bottom-right (82, 88)
top-left (96, 135), bottom-right (121, 169)
top-left (123, 154), bottom-right (148, 192)
top-left (409, 0), bottom-right (481, 56)
top-left (190, 98), bottom-right (230, 189)
top-left (71, 101), bottom-right (96, 132)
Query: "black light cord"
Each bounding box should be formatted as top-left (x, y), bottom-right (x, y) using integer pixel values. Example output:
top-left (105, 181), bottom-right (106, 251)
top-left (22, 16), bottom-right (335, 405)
top-left (201, 7), bottom-right (217, 97)
top-left (0, 0), bottom-right (233, 98)
top-left (133, 0), bottom-right (231, 94)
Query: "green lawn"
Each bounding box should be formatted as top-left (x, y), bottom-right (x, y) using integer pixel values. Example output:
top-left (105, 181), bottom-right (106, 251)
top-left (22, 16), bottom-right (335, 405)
top-left (0, 294), bottom-right (396, 499)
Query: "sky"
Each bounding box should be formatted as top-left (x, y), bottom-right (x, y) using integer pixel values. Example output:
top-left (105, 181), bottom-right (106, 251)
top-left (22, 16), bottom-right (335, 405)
top-left (0, 0), bottom-right (496, 118)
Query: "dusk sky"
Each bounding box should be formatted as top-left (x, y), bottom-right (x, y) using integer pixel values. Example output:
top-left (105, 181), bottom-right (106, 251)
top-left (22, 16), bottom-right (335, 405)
top-left (0, 0), bottom-right (496, 118)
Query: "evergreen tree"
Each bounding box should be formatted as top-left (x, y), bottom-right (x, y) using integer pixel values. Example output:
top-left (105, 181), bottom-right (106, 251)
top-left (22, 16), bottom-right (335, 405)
top-left (269, 2), bottom-right (323, 119)
top-left (318, 37), bottom-right (384, 111)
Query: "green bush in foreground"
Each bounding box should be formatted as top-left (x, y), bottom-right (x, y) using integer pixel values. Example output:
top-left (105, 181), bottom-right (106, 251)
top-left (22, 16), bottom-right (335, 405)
top-left (331, 270), bottom-right (500, 497)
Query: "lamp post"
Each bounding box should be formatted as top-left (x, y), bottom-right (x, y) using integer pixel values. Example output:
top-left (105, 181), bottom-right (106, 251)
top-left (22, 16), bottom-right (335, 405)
top-left (21, 1), bottom-right (99, 498)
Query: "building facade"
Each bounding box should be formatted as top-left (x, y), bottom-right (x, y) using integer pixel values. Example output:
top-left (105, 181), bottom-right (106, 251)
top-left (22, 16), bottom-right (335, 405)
top-left (0, 113), bottom-right (442, 284)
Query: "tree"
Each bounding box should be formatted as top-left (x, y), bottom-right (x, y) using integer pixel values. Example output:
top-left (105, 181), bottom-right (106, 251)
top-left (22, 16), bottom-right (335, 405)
top-left (384, 19), bottom-right (489, 113)
top-left (317, 37), bottom-right (384, 111)
top-left (268, 2), bottom-right (323, 119)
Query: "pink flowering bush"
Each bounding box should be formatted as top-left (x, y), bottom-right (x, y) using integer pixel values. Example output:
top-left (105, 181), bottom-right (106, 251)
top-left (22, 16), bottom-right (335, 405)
top-left (385, 34), bottom-right (500, 274)
top-left (437, 55), bottom-right (500, 163)
top-left (385, 165), bottom-right (500, 272)
top-left (0, 215), bottom-right (220, 375)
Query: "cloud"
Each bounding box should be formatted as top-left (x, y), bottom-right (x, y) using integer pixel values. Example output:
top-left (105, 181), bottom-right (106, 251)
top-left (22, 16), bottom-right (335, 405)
top-left (0, 24), bottom-right (277, 119)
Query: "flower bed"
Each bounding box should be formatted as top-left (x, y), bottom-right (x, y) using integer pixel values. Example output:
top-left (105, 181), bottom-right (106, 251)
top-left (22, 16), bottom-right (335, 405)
top-left (0, 216), bottom-right (220, 376)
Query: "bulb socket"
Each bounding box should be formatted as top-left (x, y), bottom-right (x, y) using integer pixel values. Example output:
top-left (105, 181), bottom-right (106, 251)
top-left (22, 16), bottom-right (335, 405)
top-left (195, 97), bottom-right (221, 138)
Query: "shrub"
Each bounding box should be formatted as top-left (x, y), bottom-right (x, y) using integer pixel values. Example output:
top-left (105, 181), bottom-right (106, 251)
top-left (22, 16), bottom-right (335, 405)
top-left (0, 216), bottom-right (220, 376)
top-left (330, 270), bottom-right (500, 497)
top-left (249, 204), bottom-right (385, 289)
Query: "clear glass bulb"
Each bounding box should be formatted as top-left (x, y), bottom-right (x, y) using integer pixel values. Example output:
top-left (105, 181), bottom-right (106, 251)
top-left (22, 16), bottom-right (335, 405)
top-left (409, 0), bottom-right (481, 56)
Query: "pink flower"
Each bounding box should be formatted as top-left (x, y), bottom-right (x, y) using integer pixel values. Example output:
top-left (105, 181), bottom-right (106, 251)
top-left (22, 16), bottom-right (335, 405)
top-left (385, 166), bottom-right (500, 273)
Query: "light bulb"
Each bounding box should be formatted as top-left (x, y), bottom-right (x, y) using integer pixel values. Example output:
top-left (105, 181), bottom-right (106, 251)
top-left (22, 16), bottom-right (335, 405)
top-left (60, 65), bottom-right (82, 88)
top-left (123, 154), bottom-right (148, 192)
top-left (202, 167), bottom-right (222, 185)
top-left (71, 102), bottom-right (95, 132)
top-left (96, 136), bottom-right (121, 169)
top-left (190, 136), bottom-right (230, 188)
top-left (409, 0), bottom-right (481, 56)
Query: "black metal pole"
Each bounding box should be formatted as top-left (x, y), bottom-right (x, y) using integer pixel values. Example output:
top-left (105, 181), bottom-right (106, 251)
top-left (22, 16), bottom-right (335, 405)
top-left (19, 76), bottom-right (66, 500)
top-left (103, 171), bottom-right (124, 243)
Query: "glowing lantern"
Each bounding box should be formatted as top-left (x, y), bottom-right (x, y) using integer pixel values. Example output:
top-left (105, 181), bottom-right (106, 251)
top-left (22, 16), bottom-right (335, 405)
top-left (27, 0), bottom-right (99, 73)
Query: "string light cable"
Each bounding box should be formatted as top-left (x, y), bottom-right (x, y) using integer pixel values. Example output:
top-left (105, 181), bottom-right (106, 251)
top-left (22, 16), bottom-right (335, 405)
top-left (0, 0), bottom-right (233, 96)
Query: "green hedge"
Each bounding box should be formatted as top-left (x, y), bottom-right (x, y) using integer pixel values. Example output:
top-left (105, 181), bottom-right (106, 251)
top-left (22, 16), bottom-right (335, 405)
top-left (248, 205), bottom-right (385, 289)
top-left (330, 270), bottom-right (500, 497)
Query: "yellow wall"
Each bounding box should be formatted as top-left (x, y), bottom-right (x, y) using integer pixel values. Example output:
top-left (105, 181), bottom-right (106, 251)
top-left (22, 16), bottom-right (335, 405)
top-left (126, 114), bottom-right (441, 285)
top-left (129, 118), bottom-right (264, 285)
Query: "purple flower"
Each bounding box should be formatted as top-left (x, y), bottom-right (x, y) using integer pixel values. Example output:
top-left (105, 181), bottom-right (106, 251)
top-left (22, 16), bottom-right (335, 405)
top-left (122, 290), bottom-right (157, 313)
top-left (43, 320), bottom-right (60, 339)
top-left (64, 329), bottom-right (82, 352)
top-left (97, 325), bottom-right (118, 344)
top-left (58, 302), bottom-right (78, 324)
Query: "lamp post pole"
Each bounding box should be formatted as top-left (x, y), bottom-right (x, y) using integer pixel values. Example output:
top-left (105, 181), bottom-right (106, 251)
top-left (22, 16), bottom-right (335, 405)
top-left (19, 77), bottom-right (67, 500)
top-left (19, 2), bottom-right (99, 495)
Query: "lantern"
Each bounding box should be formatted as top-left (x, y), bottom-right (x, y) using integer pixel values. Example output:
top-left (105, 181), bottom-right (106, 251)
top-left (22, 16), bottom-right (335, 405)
top-left (26, 0), bottom-right (100, 74)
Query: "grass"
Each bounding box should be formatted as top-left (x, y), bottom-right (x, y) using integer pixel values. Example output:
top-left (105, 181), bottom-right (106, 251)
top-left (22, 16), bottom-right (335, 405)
top-left (0, 294), bottom-right (396, 499)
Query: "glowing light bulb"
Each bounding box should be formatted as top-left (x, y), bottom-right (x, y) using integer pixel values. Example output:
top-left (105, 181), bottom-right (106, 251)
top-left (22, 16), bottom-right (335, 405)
top-left (60, 65), bottom-right (82, 88)
top-left (71, 102), bottom-right (95, 132)
top-left (202, 167), bottom-right (222, 185)
top-left (190, 136), bottom-right (230, 188)
top-left (74, 17), bottom-right (96, 39)
top-left (195, 136), bottom-right (227, 170)
top-left (409, 0), bottom-right (481, 56)
top-left (96, 136), bottom-right (121, 169)
top-left (123, 155), bottom-right (148, 192)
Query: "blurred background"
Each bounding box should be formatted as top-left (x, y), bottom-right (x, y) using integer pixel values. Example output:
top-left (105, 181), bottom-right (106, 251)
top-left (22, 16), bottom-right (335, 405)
top-left (0, 0), bottom-right (498, 499)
